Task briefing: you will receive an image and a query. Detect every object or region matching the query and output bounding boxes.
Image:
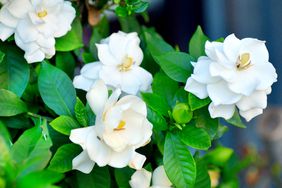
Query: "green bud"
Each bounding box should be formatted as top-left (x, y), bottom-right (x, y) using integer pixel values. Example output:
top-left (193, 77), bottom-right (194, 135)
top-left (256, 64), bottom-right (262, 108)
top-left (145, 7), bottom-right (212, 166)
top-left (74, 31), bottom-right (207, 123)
top-left (172, 103), bottom-right (192, 124)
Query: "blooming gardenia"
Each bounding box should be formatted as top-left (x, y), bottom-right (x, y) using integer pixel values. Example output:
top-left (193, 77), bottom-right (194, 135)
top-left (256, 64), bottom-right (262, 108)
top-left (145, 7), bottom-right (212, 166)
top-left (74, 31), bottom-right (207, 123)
top-left (129, 166), bottom-right (172, 188)
top-left (185, 34), bottom-right (277, 121)
top-left (73, 31), bottom-right (153, 95)
top-left (0, 0), bottom-right (75, 63)
top-left (70, 80), bottom-right (153, 173)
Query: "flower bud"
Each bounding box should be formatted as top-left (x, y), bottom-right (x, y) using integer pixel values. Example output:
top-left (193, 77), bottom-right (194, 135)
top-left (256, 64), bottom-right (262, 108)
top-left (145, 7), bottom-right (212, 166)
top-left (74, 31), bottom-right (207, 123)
top-left (172, 103), bottom-right (192, 124)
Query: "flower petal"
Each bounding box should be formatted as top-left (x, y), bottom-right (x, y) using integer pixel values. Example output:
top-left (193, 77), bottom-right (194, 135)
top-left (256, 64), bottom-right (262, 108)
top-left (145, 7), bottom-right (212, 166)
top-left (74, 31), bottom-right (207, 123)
top-left (72, 150), bottom-right (95, 174)
top-left (116, 95), bottom-right (147, 116)
top-left (86, 80), bottom-right (108, 115)
top-left (96, 44), bottom-right (119, 66)
top-left (0, 23), bottom-right (14, 41)
top-left (70, 126), bottom-right (94, 150)
top-left (129, 152), bottom-right (147, 170)
top-left (152, 166), bottom-right (172, 187)
top-left (86, 127), bottom-right (111, 167)
top-left (108, 147), bottom-right (134, 168)
top-left (208, 103), bottom-right (235, 120)
top-left (236, 90), bottom-right (267, 111)
top-left (239, 108), bottom-right (263, 122)
top-left (223, 34), bottom-right (241, 62)
top-left (207, 80), bottom-right (241, 105)
top-left (185, 77), bottom-right (208, 99)
top-left (73, 75), bottom-right (94, 91)
top-left (129, 169), bottom-right (152, 188)
top-left (80, 62), bottom-right (102, 79)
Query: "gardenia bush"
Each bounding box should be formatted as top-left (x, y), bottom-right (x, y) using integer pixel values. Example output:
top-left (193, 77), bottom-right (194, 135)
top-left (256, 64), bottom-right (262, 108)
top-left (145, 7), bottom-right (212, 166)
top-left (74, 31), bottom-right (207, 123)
top-left (0, 0), bottom-right (277, 188)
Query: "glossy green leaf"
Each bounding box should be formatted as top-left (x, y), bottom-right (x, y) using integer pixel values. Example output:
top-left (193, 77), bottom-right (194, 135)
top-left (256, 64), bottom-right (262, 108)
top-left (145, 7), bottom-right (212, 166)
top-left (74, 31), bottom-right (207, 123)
top-left (0, 115), bottom-right (31, 129)
top-left (179, 123), bottom-right (211, 150)
top-left (152, 71), bottom-right (178, 107)
top-left (164, 133), bottom-right (196, 188)
top-left (77, 166), bottom-right (111, 188)
top-left (17, 170), bottom-right (64, 188)
top-left (56, 18), bottom-right (83, 51)
top-left (226, 110), bottom-right (246, 128)
top-left (48, 144), bottom-right (81, 173)
top-left (147, 107), bottom-right (168, 131)
top-left (154, 51), bottom-right (193, 83)
top-left (0, 121), bottom-right (12, 147)
top-left (50, 115), bottom-right (80, 135)
top-left (75, 97), bottom-right (88, 127)
top-left (38, 62), bottom-right (76, 117)
top-left (0, 46), bottom-right (30, 97)
top-left (141, 93), bottom-right (170, 116)
top-left (144, 28), bottom-right (174, 56)
top-left (11, 118), bottom-right (52, 175)
top-left (194, 159), bottom-right (211, 188)
top-left (55, 52), bottom-right (75, 78)
top-left (205, 146), bottom-right (234, 167)
top-left (188, 93), bottom-right (211, 111)
top-left (189, 26), bottom-right (209, 59)
top-left (0, 50), bottom-right (5, 63)
top-left (0, 89), bottom-right (27, 117)
top-left (114, 167), bottom-right (134, 188)
top-left (194, 108), bottom-right (219, 140)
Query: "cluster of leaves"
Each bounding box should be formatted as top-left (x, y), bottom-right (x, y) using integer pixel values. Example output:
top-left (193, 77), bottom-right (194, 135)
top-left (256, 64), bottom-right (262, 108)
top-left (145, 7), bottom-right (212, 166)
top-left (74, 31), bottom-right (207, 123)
top-left (0, 2), bottom-right (251, 188)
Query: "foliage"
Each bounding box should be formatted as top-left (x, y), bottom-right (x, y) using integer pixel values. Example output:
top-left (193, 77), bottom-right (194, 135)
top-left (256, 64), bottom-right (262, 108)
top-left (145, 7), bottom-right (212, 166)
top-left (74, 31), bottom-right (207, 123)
top-left (0, 1), bottom-right (255, 188)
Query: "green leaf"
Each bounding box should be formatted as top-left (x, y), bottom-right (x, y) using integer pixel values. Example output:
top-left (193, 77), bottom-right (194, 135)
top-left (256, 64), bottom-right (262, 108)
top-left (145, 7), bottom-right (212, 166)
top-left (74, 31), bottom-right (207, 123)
top-left (0, 89), bottom-right (27, 117)
top-left (205, 146), bottom-right (234, 167)
top-left (152, 71), bottom-right (179, 107)
top-left (0, 45), bottom-right (30, 97)
top-left (189, 93), bottom-right (211, 111)
top-left (164, 133), bottom-right (196, 188)
top-left (226, 110), bottom-right (246, 128)
top-left (179, 122), bottom-right (211, 150)
top-left (86, 103), bottom-right (96, 125)
top-left (0, 121), bottom-right (12, 147)
top-left (115, 6), bottom-right (128, 17)
top-left (0, 50), bottom-right (5, 63)
top-left (48, 144), bottom-right (81, 173)
top-left (38, 62), bottom-right (76, 116)
top-left (11, 118), bottom-right (52, 175)
top-left (55, 52), bottom-right (75, 78)
top-left (77, 166), bottom-right (111, 188)
top-left (132, 1), bottom-right (149, 13)
top-left (55, 18), bottom-right (83, 51)
top-left (0, 115), bottom-right (31, 129)
top-left (50, 115), bottom-right (80, 135)
top-left (17, 170), bottom-right (64, 188)
top-left (114, 167), bottom-right (134, 188)
top-left (173, 88), bottom-right (189, 106)
top-left (141, 93), bottom-right (170, 116)
top-left (194, 108), bottom-right (219, 140)
top-left (143, 27), bottom-right (174, 56)
top-left (194, 159), bottom-right (211, 188)
top-left (189, 26), bottom-right (209, 59)
top-left (154, 51), bottom-right (193, 83)
top-left (118, 15), bottom-right (141, 33)
top-left (147, 107), bottom-right (168, 131)
top-left (75, 97), bottom-right (88, 127)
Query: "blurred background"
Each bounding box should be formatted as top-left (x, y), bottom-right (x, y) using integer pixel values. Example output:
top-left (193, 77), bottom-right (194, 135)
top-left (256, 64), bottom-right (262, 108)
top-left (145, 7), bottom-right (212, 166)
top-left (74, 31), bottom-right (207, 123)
top-left (147, 0), bottom-right (282, 187)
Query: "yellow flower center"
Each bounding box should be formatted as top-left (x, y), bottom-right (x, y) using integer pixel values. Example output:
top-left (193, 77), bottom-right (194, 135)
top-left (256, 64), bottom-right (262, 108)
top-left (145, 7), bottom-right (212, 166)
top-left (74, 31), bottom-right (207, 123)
top-left (37, 10), bottom-right (48, 18)
top-left (236, 53), bottom-right (252, 70)
top-left (114, 120), bottom-right (126, 131)
top-left (118, 56), bottom-right (134, 72)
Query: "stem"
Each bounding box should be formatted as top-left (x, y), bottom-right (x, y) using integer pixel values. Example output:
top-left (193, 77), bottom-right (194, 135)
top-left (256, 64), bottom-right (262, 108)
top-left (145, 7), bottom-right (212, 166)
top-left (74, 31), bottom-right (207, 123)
top-left (27, 112), bottom-right (53, 122)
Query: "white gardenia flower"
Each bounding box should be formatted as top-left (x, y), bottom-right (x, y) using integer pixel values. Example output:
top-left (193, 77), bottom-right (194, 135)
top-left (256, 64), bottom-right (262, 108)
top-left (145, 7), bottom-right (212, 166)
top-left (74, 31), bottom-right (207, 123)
top-left (185, 34), bottom-right (277, 121)
top-left (129, 166), bottom-right (172, 188)
top-left (0, 0), bottom-right (75, 63)
top-left (73, 31), bottom-right (153, 95)
top-left (70, 80), bottom-right (153, 174)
